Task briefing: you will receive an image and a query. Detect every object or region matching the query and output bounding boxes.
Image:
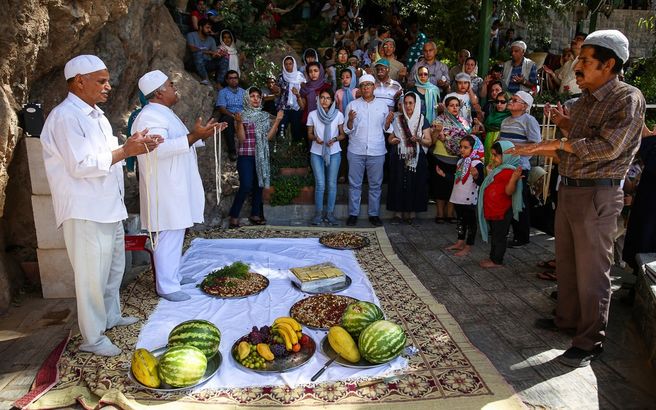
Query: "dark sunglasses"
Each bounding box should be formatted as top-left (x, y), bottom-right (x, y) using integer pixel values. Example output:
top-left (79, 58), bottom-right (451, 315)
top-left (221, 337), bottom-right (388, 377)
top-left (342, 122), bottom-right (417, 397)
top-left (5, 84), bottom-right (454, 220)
top-left (495, 99), bottom-right (507, 104)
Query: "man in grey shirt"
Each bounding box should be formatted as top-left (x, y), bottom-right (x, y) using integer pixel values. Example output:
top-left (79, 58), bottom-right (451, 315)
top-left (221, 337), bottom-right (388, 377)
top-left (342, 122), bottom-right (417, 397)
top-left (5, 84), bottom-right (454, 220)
top-left (186, 18), bottom-right (227, 85)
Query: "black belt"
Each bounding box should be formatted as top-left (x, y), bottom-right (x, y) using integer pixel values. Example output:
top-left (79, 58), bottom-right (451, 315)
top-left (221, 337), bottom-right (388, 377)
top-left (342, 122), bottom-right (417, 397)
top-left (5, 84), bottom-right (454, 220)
top-left (561, 177), bottom-right (622, 187)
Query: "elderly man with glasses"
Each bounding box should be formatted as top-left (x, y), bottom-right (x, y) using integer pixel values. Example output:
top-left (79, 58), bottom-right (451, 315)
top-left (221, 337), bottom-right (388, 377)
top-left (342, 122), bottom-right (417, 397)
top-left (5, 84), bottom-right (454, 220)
top-left (502, 40), bottom-right (537, 94)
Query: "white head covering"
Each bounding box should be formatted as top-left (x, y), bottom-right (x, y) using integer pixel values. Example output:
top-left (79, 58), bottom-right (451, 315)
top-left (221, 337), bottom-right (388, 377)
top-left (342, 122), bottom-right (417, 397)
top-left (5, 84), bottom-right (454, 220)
top-left (220, 30), bottom-right (240, 75)
top-left (358, 74), bottom-right (375, 85)
top-left (515, 91), bottom-right (533, 113)
top-left (510, 41), bottom-right (527, 52)
top-left (64, 55), bottom-right (107, 80)
top-left (139, 70), bottom-right (168, 96)
top-left (455, 72), bottom-right (471, 83)
top-left (393, 91), bottom-right (423, 171)
top-left (583, 29), bottom-right (629, 63)
top-left (281, 56), bottom-right (306, 107)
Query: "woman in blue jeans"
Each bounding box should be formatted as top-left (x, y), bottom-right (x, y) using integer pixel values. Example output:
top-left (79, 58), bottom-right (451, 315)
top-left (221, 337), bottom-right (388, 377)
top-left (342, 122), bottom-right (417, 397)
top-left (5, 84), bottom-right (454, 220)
top-left (306, 88), bottom-right (345, 225)
top-left (229, 87), bottom-right (284, 228)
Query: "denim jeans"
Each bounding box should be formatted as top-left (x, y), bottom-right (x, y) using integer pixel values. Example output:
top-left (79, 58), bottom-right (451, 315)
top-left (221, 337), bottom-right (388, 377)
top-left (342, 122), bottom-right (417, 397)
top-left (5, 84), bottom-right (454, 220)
top-left (347, 152), bottom-right (385, 217)
top-left (192, 54), bottom-right (228, 82)
top-left (229, 156), bottom-right (263, 218)
top-left (310, 152), bottom-right (341, 214)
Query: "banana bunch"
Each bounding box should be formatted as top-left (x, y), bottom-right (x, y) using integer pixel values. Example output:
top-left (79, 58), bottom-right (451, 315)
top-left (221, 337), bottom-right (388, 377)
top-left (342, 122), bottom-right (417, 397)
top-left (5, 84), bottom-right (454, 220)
top-left (272, 317), bottom-right (302, 351)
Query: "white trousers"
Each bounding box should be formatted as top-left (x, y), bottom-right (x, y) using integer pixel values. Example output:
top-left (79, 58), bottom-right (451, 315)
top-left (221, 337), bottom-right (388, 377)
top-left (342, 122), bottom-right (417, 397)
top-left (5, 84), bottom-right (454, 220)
top-left (153, 229), bottom-right (186, 295)
top-left (62, 219), bottom-right (125, 351)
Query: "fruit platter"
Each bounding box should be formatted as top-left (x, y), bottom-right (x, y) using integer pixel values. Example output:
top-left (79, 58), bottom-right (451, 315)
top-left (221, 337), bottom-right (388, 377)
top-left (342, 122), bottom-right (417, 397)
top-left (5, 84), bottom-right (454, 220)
top-left (198, 261), bottom-right (269, 298)
top-left (290, 294), bottom-right (358, 330)
top-left (129, 319), bottom-right (223, 392)
top-left (324, 301), bottom-right (406, 368)
top-left (319, 232), bottom-right (370, 250)
top-left (232, 317), bottom-right (316, 373)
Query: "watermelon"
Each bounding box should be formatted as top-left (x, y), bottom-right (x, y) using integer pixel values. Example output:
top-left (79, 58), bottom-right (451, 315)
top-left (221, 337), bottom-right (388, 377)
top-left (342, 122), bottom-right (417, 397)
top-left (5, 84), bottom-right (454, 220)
top-left (340, 301), bottom-right (384, 339)
top-left (358, 320), bottom-right (406, 364)
top-left (168, 319), bottom-right (221, 358)
top-left (158, 345), bottom-right (207, 387)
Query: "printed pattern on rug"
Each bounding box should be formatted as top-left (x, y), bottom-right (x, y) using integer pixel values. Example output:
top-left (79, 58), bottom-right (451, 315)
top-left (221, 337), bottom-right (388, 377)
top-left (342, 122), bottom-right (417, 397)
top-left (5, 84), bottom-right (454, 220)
top-left (47, 228), bottom-right (509, 407)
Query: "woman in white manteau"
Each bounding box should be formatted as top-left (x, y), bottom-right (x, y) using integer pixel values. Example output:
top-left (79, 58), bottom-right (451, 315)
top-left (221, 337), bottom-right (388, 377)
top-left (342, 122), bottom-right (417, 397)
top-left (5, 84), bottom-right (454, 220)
top-left (133, 70), bottom-right (227, 302)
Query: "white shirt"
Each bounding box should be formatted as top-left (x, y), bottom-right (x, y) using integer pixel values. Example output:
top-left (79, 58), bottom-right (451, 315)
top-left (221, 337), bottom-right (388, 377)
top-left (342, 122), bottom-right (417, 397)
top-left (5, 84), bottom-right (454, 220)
top-left (449, 159), bottom-right (482, 205)
top-left (41, 93), bottom-right (127, 227)
top-left (306, 110), bottom-right (344, 156)
top-left (343, 97), bottom-right (392, 156)
top-left (374, 78), bottom-right (402, 108)
top-left (133, 103), bottom-right (205, 232)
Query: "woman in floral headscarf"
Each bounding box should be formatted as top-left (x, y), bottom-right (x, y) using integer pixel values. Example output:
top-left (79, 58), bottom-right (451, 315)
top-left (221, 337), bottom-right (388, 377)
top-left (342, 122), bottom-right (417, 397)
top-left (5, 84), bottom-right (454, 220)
top-left (229, 87), bottom-right (284, 228)
top-left (387, 92), bottom-right (432, 224)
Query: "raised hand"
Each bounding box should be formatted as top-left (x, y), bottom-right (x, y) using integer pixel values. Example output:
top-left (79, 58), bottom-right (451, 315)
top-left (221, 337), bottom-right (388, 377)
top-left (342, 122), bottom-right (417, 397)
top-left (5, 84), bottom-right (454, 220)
top-left (275, 110), bottom-right (284, 122)
top-left (124, 128), bottom-right (162, 156)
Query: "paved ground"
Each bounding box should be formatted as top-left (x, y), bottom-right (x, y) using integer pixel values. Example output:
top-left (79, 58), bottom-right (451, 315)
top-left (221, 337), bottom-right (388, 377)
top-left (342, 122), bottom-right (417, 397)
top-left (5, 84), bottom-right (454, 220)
top-left (1, 219), bottom-right (655, 409)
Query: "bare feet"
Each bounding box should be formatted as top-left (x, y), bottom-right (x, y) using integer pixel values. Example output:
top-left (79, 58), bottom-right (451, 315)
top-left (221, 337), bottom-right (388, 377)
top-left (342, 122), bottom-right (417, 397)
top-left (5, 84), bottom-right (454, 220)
top-left (445, 240), bottom-right (465, 251)
top-left (479, 259), bottom-right (503, 268)
top-left (454, 245), bottom-right (471, 257)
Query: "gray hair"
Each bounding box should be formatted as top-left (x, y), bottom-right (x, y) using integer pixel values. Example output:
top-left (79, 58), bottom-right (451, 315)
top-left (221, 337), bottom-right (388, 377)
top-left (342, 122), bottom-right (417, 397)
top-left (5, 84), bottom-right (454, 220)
top-left (145, 83), bottom-right (167, 100)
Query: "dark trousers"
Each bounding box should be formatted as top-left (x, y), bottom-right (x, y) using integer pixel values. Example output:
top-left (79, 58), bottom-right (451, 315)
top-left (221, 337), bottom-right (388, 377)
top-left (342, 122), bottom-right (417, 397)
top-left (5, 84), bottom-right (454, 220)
top-left (216, 114), bottom-right (237, 155)
top-left (554, 185), bottom-right (623, 350)
top-left (193, 55), bottom-right (228, 83)
top-left (511, 170), bottom-right (531, 243)
top-left (229, 156), bottom-right (263, 218)
top-left (488, 208), bottom-right (513, 265)
top-left (454, 204), bottom-right (477, 245)
top-left (281, 109), bottom-right (304, 142)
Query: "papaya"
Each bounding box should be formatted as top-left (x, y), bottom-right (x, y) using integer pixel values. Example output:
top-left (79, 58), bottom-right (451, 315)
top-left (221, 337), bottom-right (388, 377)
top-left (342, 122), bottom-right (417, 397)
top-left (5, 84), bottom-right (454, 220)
top-left (328, 326), bottom-right (361, 363)
top-left (131, 348), bottom-right (160, 388)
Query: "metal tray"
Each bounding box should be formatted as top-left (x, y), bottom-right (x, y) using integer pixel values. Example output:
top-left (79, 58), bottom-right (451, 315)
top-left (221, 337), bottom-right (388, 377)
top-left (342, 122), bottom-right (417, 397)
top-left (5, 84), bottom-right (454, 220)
top-left (319, 233), bottom-right (370, 250)
top-left (200, 272), bottom-right (270, 299)
top-left (292, 275), bottom-right (352, 294)
top-left (320, 336), bottom-right (399, 369)
top-left (290, 295), bottom-right (358, 330)
top-left (231, 334), bottom-right (316, 373)
top-left (128, 346), bottom-right (222, 392)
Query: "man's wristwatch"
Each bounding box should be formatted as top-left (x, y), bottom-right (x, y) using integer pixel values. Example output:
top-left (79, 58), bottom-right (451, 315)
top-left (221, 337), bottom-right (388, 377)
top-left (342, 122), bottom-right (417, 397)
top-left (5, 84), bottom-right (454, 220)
top-left (559, 137), bottom-right (568, 150)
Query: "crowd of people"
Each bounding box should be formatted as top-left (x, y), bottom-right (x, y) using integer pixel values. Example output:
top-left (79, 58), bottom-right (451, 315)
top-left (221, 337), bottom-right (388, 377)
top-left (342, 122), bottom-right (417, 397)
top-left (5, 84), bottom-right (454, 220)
top-left (39, 0), bottom-right (655, 370)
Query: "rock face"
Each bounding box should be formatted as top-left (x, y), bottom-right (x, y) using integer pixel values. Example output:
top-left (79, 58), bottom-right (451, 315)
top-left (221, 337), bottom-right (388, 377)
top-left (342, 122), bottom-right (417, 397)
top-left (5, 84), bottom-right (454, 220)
top-left (0, 0), bottom-right (238, 310)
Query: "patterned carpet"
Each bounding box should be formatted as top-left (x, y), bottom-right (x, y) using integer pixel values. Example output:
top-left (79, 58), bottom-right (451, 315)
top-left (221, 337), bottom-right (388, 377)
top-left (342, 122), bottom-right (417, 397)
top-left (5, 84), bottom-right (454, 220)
top-left (30, 227), bottom-right (521, 409)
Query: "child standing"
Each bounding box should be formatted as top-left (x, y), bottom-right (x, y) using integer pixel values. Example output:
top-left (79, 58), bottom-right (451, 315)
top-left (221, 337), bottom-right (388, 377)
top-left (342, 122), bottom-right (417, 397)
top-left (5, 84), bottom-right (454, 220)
top-left (477, 140), bottom-right (523, 268)
top-left (446, 136), bottom-right (485, 256)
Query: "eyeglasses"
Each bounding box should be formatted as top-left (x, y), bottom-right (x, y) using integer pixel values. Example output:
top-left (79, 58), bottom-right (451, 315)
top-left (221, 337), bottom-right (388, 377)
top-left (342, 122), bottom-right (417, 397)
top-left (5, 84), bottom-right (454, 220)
top-left (495, 100), bottom-right (507, 104)
top-left (418, 72), bottom-right (429, 77)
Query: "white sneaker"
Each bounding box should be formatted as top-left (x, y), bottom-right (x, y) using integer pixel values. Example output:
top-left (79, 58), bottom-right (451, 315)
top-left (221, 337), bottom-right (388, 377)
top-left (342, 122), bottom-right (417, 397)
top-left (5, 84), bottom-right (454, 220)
top-left (80, 342), bottom-right (122, 357)
top-left (160, 291), bottom-right (191, 302)
top-left (200, 79), bottom-right (210, 85)
top-left (110, 316), bottom-right (139, 328)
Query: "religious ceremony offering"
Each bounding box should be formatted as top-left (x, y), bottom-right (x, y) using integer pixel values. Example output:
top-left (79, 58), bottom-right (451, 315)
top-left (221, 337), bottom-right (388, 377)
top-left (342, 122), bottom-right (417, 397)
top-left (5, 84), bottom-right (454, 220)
top-left (290, 294), bottom-right (358, 329)
top-left (129, 319), bottom-right (222, 391)
top-left (319, 232), bottom-right (370, 250)
top-left (231, 317), bottom-right (316, 373)
top-left (199, 261), bottom-right (269, 298)
top-left (290, 262), bottom-right (351, 293)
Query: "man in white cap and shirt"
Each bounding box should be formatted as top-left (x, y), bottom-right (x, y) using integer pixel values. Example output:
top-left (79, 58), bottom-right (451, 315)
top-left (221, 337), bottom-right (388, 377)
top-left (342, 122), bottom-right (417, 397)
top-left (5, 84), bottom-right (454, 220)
top-left (344, 73), bottom-right (394, 227)
top-left (41, 55), bottom-right (162, 356)
top-left (502, 40), bottom-right (537, 94)
top-left (133, 70), bottom-right (227, 302)
top-left (512, 30), bottom-right (646, 367)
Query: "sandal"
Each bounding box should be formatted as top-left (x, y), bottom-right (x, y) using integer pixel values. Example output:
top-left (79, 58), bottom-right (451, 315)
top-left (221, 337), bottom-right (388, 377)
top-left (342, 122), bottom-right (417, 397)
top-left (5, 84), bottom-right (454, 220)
top-left (537, 271), bottom-right (557, 281)
top-left (434, 217), bottom-right (445, 224)
top-left (536, 260), bottom-right (557, 270)
top-left (391, 216), bottom-right (402, 225)
top-left (445, 217), bottom-right (457, 224)
top-left (248, 216), bottom-right (266, 225)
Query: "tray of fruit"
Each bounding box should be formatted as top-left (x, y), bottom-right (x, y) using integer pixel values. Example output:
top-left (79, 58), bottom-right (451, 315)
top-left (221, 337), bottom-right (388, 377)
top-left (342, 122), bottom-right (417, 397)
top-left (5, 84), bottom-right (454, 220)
top-left (198, 261), bottom-right (269, 298)
top-left (231, 317), bottom-right (316, 373)
top-left (319, 232), bottom-right (370, 250)
top-left (129, 319), bottom-right (223, 391)
top-left (290, 294), bottom-right (358, 330)
top-left (322, 301), bottom-right (406, 369)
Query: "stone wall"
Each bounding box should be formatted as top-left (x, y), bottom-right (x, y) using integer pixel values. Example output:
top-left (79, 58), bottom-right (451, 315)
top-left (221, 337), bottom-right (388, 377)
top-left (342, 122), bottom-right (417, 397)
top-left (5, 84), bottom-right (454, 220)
top-left (546, 9), bottom-right (655, 57)
top-left (0, 0), bottom-right (234, 311)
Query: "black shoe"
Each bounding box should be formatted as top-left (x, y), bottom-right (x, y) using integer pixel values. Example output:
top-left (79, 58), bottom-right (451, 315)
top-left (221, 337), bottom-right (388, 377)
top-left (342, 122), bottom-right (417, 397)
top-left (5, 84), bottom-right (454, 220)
top-left (534, 318), bottom-right (560, 331)
top-left (559, 346), bottom-right (603, 368)
top-left (369, 216), bottom-right (383, 226)
top-left (346, 215), bottom-right (358, 226)
top-left (228, 152), bottom-right (238, 161)
top-left (507, 239), bottom-right (529, 248)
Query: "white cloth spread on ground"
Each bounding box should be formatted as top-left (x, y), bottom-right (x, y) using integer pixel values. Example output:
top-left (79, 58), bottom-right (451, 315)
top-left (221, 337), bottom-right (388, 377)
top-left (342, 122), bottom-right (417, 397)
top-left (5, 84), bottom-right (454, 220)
top-left (137, 237), bottom-right (407, 388)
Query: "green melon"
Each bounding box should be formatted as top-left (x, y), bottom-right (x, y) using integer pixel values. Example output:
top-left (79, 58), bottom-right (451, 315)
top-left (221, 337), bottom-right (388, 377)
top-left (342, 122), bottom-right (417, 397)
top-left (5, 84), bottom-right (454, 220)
top-left (358, 320), bottom-right (406, 364)
top-left (168, 319), bottom-right (221, 358)
top-left (158, 345), bottom-right (207, 387)
top-left (340, 301), bottom-right (384, 339)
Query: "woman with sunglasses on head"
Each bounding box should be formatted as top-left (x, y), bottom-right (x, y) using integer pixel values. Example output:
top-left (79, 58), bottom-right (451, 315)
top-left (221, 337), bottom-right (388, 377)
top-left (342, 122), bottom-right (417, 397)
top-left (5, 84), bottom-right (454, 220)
top-left (483, 91), bottom-right (511, 165)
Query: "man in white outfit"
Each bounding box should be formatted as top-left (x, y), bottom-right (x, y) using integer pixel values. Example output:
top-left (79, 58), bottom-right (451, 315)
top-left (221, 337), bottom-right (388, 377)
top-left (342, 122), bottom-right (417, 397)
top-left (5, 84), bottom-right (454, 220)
top-left (41, 55), bottom-right (162, 356)
top-left (133, 70), bottom-right (227, 302)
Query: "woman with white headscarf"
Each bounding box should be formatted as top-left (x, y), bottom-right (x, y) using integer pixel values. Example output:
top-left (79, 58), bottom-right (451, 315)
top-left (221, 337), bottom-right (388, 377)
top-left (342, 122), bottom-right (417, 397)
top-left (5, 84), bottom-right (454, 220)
top-left (219, 29), bottom-right (241, 76)
top-left (387, 92), bottom-right (432, 224)
top-left (275, 56), bottom-right (306, 141)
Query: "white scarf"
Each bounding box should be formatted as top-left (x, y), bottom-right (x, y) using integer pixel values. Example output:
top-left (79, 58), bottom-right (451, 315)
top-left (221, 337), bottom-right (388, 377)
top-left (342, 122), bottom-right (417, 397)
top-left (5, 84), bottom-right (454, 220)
top-left (220, 30), bottom-right (240, 75)
top-left (281, 56), bottom-right (306, 107)
top-left (392, 92), bottom-right (423, 172)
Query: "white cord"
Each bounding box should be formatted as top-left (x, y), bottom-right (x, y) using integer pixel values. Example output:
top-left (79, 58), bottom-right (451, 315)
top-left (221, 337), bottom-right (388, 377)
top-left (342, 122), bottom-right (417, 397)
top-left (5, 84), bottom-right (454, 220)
top-left (213, 125), bottom-right (222, 206)
top-left (142, 143), bottom-right (159, 250)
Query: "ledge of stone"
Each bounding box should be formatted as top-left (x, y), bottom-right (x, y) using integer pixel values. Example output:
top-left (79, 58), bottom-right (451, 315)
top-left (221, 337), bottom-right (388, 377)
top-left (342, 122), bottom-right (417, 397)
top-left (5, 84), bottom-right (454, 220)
top-left (634, 253), bottom-right (656, 367)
